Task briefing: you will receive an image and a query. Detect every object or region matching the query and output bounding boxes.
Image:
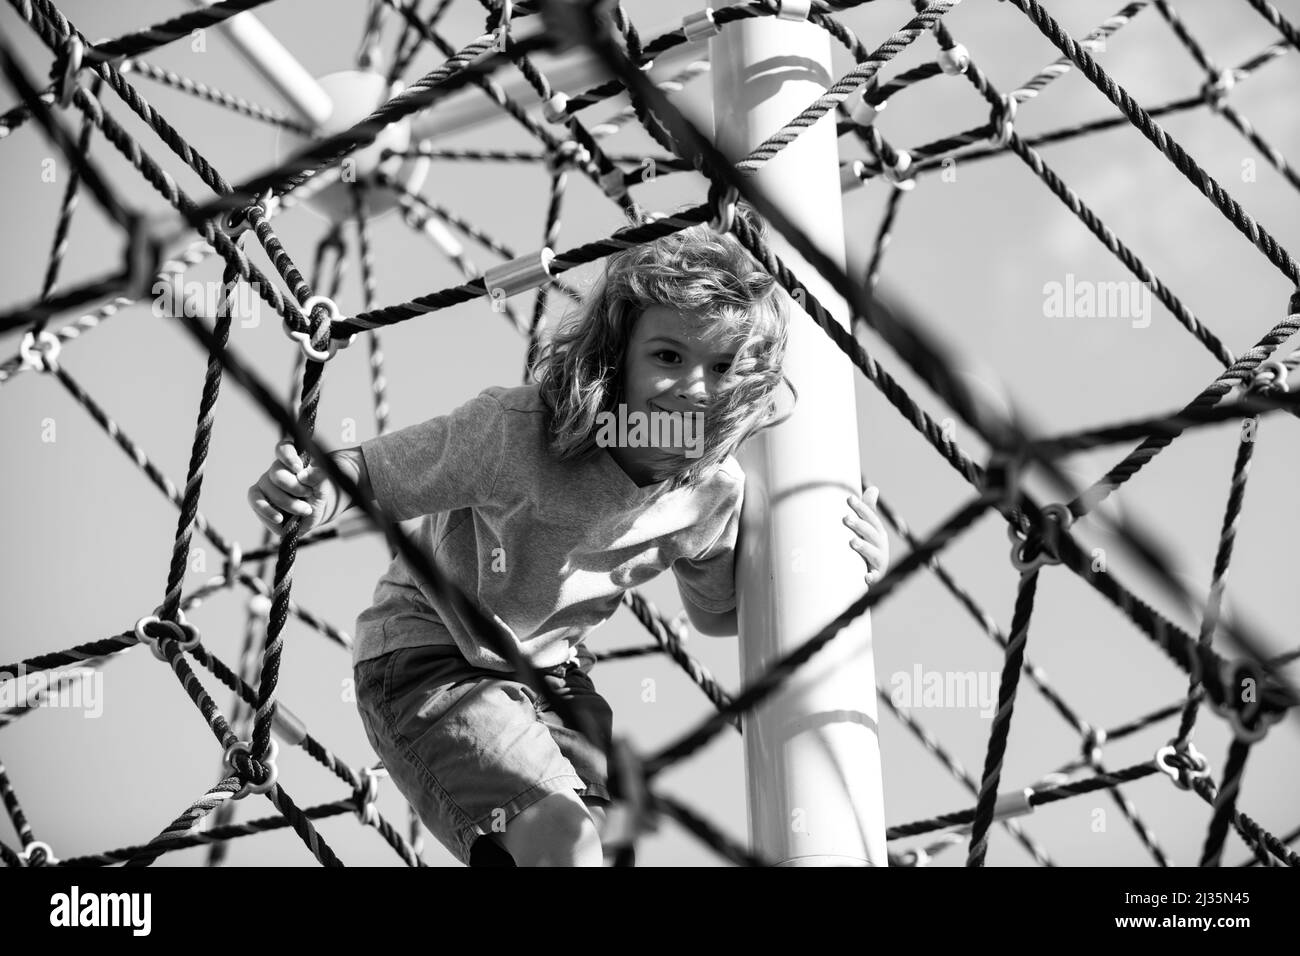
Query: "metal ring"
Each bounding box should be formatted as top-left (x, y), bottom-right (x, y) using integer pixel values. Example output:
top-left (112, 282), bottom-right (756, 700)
top-left (775, 0), bottom-right (811, 22)
top-left (19, 840), bottom-right (56, 866)
top-left (1201, 69), bottom-right (1235, 110)
top-left (18, 329), bottom-right (62, 372)
top-left (542, 92), bottom-right (569, 124)
top-left (133, 612), bottom-right (194, 662)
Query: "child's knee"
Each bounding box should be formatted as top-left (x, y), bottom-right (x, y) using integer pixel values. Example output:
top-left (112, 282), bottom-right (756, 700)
top-left (500, 790), bottom-right (602, 866)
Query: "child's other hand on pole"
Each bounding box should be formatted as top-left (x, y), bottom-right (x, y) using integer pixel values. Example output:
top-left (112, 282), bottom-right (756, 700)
top-left (844, 485), bottom-right (889, 588)
top-left (247, 440), bottom-right (333, 536)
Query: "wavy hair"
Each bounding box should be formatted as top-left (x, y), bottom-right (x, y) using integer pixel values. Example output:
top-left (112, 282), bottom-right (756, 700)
top-left (531, 201), bottom-right (792, 491)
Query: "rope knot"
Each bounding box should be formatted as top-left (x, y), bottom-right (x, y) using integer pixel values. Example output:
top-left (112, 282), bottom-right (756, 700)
top-left (1208, 658), bottom-right (1286, 742)
top-left (1081, 725), bottom-right (1107, 764)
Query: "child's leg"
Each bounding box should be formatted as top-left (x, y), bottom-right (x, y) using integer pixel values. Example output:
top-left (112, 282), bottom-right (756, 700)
top-left (491, 788), bottom-right (602, 866)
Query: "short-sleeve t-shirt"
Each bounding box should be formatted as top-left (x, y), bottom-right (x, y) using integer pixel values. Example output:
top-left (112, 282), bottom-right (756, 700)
top-left (352, 383), bottom-right (745, 671)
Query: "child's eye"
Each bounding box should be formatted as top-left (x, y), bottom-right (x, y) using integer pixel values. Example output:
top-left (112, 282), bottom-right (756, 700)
top-left (653, 350), bottom-right (680, 364)
top-left (713, 362), bottom-right (732, 375)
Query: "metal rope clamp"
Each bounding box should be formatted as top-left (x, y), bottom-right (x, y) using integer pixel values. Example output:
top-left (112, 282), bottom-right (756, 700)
top-left (133, 606), bottom-right (201, 662)
top-left (223, 738), bottom-right (279, 800)
top-left (547, 140), bottom-right (591, 173)
top-left (682, 7), bottom-right (718, 42)
top-left (283, 295), bottom-right (354, 362)
top-left (483, 249), bottom-right (555, 309)
top-left (1153, 740), bottom-right (1211, 790)
top-left (18, 329), bottom-right (62, 372)
top-left (775, 0), bottom-right (811, 22)
top-left (542, 92), bottom-right (569, 124)
top-left (1008, 503), bottom-right (1072, 573)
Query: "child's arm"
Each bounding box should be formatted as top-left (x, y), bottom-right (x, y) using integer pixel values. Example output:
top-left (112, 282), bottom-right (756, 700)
top-left (677, 587), bottom-right (738, 636)
top-left (247, 441), bottom-right (373, 536)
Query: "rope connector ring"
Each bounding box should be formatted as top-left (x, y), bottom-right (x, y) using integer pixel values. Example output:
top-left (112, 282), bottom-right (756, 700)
top-left (682, 8), bottom-right (718, 42)
top-left (18, 329), bottom-right (62, 372)
top-left (133, 606), bottom-right (201, 662)
top-left (990, 94), bottom-right (1017, 148)
top-left (1247, 358), bottom-right (1289, 394)
top-left (284, 295), bottom-right (354, 362)
top-left (1154, 740), bottom-right (1211, 790)
top-left (1008, 503), bottom-right (1072, 573)
top-left (55, 36), bottom-right (84, 109)
top-left (19, 840), bottom-right (57, 867)
top-left (850, 94), bottom-right (886, 128)
top-left (223, 738), bottom-right (279, 800)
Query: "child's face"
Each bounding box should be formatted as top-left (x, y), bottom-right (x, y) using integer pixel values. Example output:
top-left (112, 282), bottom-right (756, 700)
top-left (618, 305), bottom-right (737, 466)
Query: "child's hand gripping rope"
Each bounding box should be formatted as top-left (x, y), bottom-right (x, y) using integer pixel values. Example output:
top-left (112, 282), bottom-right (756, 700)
top-left (247, 440), bottom-right (335, 536)
top-left (844, 485), bottom-right (889, 588)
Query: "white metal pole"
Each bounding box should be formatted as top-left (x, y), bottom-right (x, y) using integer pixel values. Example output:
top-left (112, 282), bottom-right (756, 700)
top-left (714, 13), bottom-right (887, 866)
top-left (186, 0), bottom-right (334, 127)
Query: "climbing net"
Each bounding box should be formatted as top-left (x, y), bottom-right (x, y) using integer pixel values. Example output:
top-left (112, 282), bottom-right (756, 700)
top-left (2, 0), bottom-right (1299, 868)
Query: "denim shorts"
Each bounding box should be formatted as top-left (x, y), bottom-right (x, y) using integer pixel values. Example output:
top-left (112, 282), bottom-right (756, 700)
top-left (354, 643), bottom-right (613, 865)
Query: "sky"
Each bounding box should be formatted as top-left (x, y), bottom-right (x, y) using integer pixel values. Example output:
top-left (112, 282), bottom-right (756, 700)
top-left (1, 0), bottom-right (1298, 868)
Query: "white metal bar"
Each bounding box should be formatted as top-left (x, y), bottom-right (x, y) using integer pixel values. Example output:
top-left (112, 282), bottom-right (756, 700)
top-left (715, 18), bottom-right (887, 866)
top-left (185, 0), bottom-right (334, 127)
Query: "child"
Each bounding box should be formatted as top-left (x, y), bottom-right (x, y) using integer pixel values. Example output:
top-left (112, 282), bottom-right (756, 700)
top-left (247, 203), bottom-right (890, 866)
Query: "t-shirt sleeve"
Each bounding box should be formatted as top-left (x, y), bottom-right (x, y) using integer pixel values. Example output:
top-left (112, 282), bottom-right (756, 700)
top-left (671, 482), bottom-right (744, 614)
top-left (358, 389), bottom-right (506, 522)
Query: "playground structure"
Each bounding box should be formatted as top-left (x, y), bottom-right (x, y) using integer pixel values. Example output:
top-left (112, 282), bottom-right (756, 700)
top-left (0, 0), bottom-right (1298, 867)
